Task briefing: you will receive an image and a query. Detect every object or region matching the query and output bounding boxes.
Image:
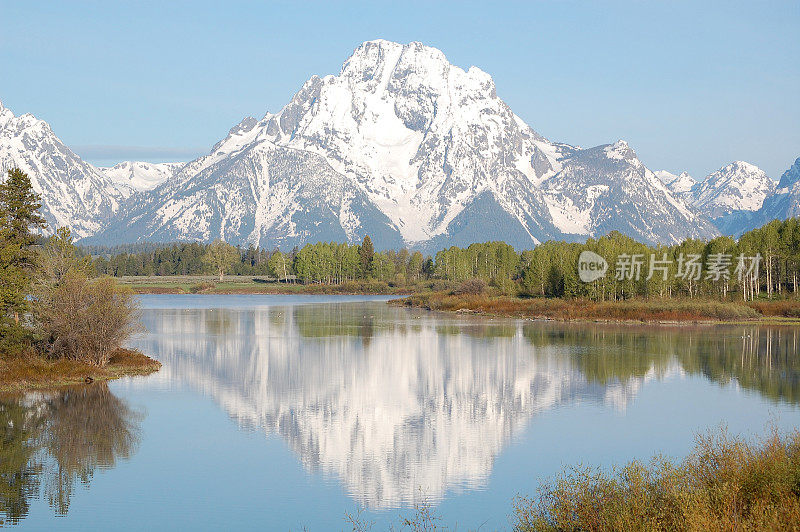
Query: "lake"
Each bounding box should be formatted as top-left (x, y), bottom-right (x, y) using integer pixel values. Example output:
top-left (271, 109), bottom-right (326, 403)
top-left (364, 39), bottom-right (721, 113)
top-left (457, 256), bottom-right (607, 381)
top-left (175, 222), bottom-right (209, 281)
top-left (3, 294), bottom-right (800, 530)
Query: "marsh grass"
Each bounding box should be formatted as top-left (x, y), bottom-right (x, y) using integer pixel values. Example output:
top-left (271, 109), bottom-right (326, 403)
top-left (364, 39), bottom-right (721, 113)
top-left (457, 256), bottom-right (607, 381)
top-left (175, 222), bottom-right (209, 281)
top-left (0, 348), bottom-right (160, 392)
top-left (396, 294), bottom-right (771, 322)
top-left (747, 300), bottom-right (800, 318)
top-left (513, 426), bottom-right (800, 531)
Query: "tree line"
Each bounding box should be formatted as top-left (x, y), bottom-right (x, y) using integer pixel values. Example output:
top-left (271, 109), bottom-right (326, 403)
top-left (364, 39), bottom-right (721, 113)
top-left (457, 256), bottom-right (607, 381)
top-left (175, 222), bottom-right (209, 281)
top-left (518, 221), bottom-right (800, 301)
top-left (85, 218), bottom-right (800, 301)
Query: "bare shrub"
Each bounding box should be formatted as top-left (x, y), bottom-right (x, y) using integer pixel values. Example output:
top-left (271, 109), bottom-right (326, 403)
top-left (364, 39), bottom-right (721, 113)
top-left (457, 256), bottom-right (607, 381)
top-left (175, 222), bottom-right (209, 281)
top-left (35, 274), bottom-right (141, 366)
top-left (453, 278), bottom-right (487, 296)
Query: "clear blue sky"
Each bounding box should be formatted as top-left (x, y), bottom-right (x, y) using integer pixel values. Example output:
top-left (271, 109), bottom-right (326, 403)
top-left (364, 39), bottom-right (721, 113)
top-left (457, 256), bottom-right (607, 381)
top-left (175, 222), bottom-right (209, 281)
top-left (1, 0), bottom-right (798, 178)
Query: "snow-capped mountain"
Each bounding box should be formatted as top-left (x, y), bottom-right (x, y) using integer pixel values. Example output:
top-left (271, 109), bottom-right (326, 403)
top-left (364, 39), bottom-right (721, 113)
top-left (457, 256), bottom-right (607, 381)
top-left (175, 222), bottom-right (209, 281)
top-left (746, 157), bottom-right (800, 232)
top-left (542, 142), bottom-right (716, 244)
top-left (777, 157), bottom-right (800, 190)
top-left (87, 40), bottom-right (719, 249)
top-left (654, 170), bottom-right (695, 197)
top-left (99, 161), bottom-right (183, 194)
top-left (689, 161), bottom-right (777, 236)
top-left (0, 100), bottom-right (126, 237)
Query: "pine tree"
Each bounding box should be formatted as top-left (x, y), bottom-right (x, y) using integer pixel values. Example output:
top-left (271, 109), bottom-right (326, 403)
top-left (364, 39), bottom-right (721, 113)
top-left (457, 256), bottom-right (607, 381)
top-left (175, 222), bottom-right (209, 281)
top-left (0, 168), bottom-right (45, 348)
top-left (358, 235), bottom-right (374, 279)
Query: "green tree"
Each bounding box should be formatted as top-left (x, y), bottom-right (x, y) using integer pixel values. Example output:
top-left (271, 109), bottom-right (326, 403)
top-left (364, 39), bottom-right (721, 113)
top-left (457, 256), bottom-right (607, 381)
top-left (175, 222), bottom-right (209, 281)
top-left (202, 240), bottom-right (239, 281)
top-left (0, 168), bottom-right (45, 347)
top-left (358, 235), bottom-right (374, 279)
top-left (407, 251), bottom-right (424, 282)
top-left (268, 250), bottom-right (290, 281)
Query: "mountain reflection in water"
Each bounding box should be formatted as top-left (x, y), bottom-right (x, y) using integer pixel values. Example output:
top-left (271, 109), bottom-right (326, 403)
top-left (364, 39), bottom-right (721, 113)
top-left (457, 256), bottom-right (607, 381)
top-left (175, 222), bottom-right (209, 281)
top-left (0, 384), bottom-right (142, 525)
top-left (130, 302), bottom-right (800, 509)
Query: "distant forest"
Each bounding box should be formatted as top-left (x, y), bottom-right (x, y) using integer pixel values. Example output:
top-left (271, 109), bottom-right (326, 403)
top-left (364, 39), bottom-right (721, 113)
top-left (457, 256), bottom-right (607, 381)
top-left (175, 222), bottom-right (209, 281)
top-left (83, 218), bottom-right (800, 301)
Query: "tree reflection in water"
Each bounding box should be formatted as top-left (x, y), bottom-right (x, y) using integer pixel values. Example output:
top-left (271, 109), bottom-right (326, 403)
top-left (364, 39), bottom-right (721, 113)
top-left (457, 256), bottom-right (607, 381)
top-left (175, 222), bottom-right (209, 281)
top-left (0, 384), bottom-right (142, 525)
top-left (522, 323), bottom-right (800, 404)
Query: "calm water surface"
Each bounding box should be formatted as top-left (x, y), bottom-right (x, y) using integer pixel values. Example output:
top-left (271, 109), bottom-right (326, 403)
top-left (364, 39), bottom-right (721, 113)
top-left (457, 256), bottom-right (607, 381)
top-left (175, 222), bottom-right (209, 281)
top-left (3, 294), bottom-right (800, 530)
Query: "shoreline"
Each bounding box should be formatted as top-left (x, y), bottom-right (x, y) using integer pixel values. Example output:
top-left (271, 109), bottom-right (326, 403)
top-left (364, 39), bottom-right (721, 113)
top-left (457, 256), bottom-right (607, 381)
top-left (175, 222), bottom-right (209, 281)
top-left (0, 348), bottom-right (161, 393)
top-left (391, 292), bottom-right (800, 325)
top-left (120, 277), bottom-right (413, 296)
top-left (132, 286), bottom-right (411, 295)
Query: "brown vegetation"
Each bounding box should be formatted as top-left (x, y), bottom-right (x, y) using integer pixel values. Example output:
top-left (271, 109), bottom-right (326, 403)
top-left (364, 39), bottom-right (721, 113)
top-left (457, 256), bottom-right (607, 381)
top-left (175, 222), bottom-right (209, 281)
top-left (0, 348), bottom-right (160, 392)
top-left (34, 274), bottom-right (142, 366)
top-left (452, 278), bottom-right (487, 296)
top-left (513, 427), bottom-right (800, 531)
top-left (747, 299), bottom-right (800, 318)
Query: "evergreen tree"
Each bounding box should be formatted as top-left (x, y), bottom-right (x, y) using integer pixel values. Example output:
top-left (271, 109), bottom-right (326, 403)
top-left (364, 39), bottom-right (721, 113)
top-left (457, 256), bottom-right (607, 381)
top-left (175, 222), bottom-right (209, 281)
top-left (0, 168), bottom-right (45, 347)
top-left (358, 235), bottom-right (374, 279)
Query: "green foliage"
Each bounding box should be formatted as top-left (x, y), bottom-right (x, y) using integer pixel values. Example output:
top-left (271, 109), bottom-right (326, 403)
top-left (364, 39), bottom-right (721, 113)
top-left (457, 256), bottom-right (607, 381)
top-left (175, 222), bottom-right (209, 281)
top-left (291, 239), bottom-right (427, 285)
top-left (435, 241), bottom-right (520, 294)
top-left (91, 242), bottom-right (278, 277)
top-left (202, 240), bottom-right (239, 281)
top-left (0, 168), bottom-right (46, 349)
top-left (358, 235), bottom-right (374, 279)
top-left (516, 219), bottom-right (800, 301)
top-left (267, 250), bottom-right (290, 279)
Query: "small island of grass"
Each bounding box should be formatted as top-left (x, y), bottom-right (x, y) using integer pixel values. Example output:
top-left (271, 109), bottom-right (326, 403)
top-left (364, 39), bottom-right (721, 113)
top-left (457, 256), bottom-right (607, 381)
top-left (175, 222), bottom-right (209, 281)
top-left (0, 348), bottom-right (160, 393)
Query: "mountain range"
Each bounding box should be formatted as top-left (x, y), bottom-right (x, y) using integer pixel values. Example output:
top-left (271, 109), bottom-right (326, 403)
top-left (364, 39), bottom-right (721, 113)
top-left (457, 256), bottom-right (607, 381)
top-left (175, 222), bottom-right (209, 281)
top-left (1, 40), bottom-right (797, 249)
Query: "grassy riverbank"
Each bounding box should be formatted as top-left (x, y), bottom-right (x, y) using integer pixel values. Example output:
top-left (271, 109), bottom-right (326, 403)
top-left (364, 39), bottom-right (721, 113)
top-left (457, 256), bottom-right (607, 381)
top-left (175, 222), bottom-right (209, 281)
top-left (0, 348), bottom-right (161, 392)
top-left (393, 292), bottom-right (800, 323)
top-left (512, 427), bottom-right (800, 531)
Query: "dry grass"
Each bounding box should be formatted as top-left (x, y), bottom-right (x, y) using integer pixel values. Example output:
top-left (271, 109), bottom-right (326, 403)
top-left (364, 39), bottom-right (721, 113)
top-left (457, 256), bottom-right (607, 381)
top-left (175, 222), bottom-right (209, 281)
top-left (747, 300), bottom-right (800, 318)
top-left (513, 427), bottom-right (800, 532)
top-left (0, 348), bottom-right (160, 392)
top-left (395, 293), bottom-right (762, 322)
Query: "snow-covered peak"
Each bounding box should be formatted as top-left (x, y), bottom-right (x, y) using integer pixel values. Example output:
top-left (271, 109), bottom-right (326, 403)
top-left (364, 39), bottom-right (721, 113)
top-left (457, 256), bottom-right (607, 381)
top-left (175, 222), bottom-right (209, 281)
top-left (603, 140), bottom-right (638, 163)
top-left (88, 39), bottom-right (719, 248)
top-left (252, 39), bottom-right (555, 244)
top-left (0, 100), bottom-right (14, 128)
top-left (99, 160), bottom-right (183, 193)
top-left (691, 160), bottom-right (776, 218)
top-left (0, 101), bottom-right (125, 237)
top-left (670, 172), bottom-right (695, 194)
top-left (655, 170), bottom-right (695, 195)
top-left (777, 157), bottom-right (800, 190)
top-left (654, 170), bottom-right (677, 185)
